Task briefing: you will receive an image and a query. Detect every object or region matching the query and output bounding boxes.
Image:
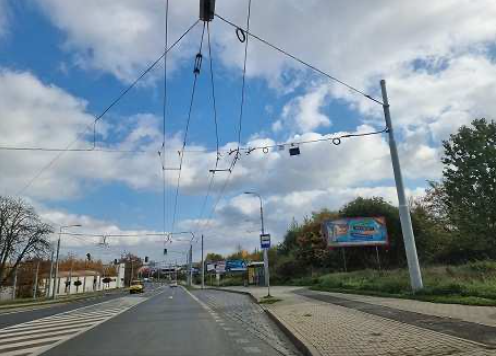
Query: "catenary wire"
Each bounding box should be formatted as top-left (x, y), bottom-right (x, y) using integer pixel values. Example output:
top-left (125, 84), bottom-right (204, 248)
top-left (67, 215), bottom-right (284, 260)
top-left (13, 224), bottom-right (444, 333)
top-left (215, 13), bottom-right (384, 106)
top-left (162, 0), bottom-right (170, 238)
top-left (15, 20), bottom-right (200, 197)
top-left (171, 22), bottom-right (207, 234)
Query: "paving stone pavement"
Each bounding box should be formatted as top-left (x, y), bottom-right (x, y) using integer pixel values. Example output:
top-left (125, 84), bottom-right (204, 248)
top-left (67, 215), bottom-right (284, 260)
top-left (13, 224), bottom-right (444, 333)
top-left (310, 290), bottom-right (496, 328)
top-left (194, 289), bottom-right (301, 356)
top-left (219, 286), bottom-right (496, 356)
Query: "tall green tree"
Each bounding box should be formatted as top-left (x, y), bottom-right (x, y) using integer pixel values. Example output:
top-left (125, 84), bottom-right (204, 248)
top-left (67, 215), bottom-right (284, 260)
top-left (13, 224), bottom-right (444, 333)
top-left (441, 118), bottom-right (496, 258)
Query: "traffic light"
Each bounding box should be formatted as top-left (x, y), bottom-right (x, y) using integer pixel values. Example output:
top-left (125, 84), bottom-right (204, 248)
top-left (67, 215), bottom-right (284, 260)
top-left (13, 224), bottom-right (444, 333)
top-left (114, 259), bottom-right (118, 265)
top-left (86, 253), bottom-right (91, 261)
top-left (145, 256), bottom-right (149, 263)
top-left (163, 249), bottom-right (167, 255)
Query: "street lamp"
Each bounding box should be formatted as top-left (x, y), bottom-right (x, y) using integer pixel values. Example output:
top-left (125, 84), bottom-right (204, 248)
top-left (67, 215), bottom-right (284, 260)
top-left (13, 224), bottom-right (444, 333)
top-left (52, 224), bottom-right (82, 299)
top-left (244, 191), bottom-right (270, 297)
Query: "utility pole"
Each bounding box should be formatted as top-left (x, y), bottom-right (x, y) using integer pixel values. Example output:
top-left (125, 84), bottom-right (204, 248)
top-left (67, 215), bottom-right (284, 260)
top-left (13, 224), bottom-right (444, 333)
top-left (245, 192), bottom-right (271, 297)
top-left (47, 248), bottom-right (55, 298)
top-left (12, 267), bottom-right (18, 300)
top-left (201, 234), bottom-right (205, 289)
top-left (53, 224), bottom-right (82, 299)
top-left (380, 79), bottom-right (423, 291)
top-left (189, 244), bottom-right (193, 287)
top-left (33, 261), bottom-right (40, 300)
top-left (130, 258), bottom-right (134, 287)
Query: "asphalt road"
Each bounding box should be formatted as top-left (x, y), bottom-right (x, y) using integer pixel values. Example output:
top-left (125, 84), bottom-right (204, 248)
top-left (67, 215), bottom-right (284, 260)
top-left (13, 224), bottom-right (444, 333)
top-left (0, 282), bottom-right (165, 330)
top-left (39, 287), bottom-right (294, 356)
top-left (0, 285), bottom-right (298, 356)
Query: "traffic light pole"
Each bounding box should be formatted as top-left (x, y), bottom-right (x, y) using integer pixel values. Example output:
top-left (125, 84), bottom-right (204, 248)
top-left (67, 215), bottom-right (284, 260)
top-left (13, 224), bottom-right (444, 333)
top-left (201, 234), bottom-right (205, 290)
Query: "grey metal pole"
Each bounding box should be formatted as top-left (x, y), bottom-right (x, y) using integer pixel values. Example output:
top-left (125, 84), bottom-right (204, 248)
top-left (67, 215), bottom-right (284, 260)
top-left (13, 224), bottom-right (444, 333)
top-left (47, 248), bottom-right (55, 298)
top-left (189, 244), bottom-right (193, 287)
top-left (68, 259), bottom-right (74, 295)
top-left (12, 267), bottom-right (18, 300)
top-left (33, 261), bottom-right (40, 300)
top-left (258, 196), bottom-right (270, 297)
top-left (53, 229), bottom-right (62, 299)
top-left (380, 79), bottom-right (423, 291)
top-left (201, 234), bottom-right (205, 290)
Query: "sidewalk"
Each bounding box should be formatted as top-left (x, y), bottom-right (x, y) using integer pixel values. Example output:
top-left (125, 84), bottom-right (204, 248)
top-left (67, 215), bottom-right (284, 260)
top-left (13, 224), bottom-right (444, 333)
top-left (220, 286), bottom-right (496, 356)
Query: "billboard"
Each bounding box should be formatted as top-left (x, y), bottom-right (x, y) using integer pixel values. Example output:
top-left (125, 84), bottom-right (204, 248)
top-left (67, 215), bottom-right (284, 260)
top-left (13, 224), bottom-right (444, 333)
top-left (323, 217), bottom-right (388, 247)
top-left (226, 260), bottom-right (246, 272)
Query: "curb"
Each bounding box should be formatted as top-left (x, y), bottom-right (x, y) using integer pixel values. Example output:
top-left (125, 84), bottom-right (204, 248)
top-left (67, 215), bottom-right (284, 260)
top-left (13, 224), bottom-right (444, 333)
top-left (208, 287), bottom-right (259, 304)
top-left (264, 308), bottom-right (321, 356)
top-left (207, 287), bottom-right (319, 356)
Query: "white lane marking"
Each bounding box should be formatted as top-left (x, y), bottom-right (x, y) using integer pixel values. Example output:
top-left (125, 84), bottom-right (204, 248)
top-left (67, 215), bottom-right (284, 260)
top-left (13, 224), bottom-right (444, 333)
top-left (0, 336), bottom-right (67, 352)
top-left (235, 339), bottom-right (249, 344)
top-left (0, 329), bottom-right (77, 344)
top-left (0, 324), bottom-right (88, 339)
top-left (0, 317), bottom-right (107, 332)
top-left (0, 294), bottom-right (156, 356)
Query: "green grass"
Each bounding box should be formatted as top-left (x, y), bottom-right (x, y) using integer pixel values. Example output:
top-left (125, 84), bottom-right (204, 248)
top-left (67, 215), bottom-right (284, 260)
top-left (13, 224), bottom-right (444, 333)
top-left (297, 261), bottom-right (496, 306)
top-left (258, 296), bottom-right (282, 305)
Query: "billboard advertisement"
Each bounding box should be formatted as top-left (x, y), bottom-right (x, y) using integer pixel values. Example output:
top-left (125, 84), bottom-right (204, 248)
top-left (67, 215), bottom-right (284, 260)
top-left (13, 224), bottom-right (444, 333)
top-left (323, 217), bottom-right (388, 247)
top-left (226, 259), bottom-right (246, 272)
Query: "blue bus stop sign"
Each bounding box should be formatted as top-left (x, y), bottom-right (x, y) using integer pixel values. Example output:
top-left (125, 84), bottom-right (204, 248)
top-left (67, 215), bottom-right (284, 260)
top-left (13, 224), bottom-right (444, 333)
top-left (260, 234), bottom-right (271, 249)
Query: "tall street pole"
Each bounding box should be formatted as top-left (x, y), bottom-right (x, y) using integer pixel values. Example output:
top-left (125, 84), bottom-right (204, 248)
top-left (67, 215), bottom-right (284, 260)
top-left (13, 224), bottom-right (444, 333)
top-left (201, 234), bottom-right (205, 290)
top-left (33, 261), bottom-right (40, 300)
top-left (380, 79), bottom-right (423, 291)
top-left (47, 248), bottom-right (55, 298)
top-left (53, 224), bottom-right (82, 299)
top-left (53, 229), bottom-right (62, 299)
top-left (245, 192), bottom-right (270, 297)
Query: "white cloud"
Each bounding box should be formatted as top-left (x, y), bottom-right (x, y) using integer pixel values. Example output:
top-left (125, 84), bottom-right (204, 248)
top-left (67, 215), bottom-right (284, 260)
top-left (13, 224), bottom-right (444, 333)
top-left (275, 84), bottom-right (331, 133)
top-left (35, 0), bottom-right (199, 82)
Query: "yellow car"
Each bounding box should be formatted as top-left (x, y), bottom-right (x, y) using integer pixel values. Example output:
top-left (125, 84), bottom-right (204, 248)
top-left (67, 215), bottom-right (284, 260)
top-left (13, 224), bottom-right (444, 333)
top-left (130, 280), bottom-right (144, 294)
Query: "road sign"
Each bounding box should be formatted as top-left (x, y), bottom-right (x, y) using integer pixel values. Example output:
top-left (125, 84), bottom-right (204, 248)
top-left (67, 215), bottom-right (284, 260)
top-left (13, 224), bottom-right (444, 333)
top-left (260, 234), bottom-right (271, 249)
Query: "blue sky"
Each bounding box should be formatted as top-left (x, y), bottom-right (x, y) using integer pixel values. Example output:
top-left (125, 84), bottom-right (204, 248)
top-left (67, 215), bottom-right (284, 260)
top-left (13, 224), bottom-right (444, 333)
top-left (1, 0), bottom-right (496, 263)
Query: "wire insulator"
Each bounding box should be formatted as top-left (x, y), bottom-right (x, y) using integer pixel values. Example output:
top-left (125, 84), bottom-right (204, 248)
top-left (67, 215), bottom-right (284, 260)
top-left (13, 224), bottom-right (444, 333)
top-left (194, 53), bottom-right (203, 74)
top-left (236, 28), bottom-right (246, 43)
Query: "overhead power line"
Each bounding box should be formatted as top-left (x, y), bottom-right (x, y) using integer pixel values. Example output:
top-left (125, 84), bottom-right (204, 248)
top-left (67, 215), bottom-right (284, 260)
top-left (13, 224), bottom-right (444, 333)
top-left (15, 19), bottom-right (200, 197)
top-left (215, 13), bottom-right (384, 106)
top-left (171, 22), bottom-right (207, 233)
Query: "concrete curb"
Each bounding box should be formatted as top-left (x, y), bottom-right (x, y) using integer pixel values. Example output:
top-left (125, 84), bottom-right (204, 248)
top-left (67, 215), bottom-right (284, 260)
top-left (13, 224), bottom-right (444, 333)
top-left (207, 287), bottom-right (319, 356)
top-left (208, 287), bottom-right (259, 304)
top-left (264, 308), bottom-right (321, 356)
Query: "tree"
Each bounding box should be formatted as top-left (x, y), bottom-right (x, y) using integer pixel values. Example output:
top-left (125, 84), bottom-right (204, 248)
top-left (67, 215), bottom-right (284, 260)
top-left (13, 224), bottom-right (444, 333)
top-left (205, 253), bottom-right (224, 262)
top-left (0, 197), bottom-right (52, 286)
top-left (441, 118), bottom-right (496, 259)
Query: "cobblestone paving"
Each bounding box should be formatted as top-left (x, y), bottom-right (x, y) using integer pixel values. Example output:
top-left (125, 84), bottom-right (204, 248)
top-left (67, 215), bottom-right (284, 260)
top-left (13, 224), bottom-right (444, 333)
top-left (195, 290), bottom-right (301, 356)
top-left (313, 290), bottom-right (496, 328)
top-left (270, 295), bottom-right (492, 356)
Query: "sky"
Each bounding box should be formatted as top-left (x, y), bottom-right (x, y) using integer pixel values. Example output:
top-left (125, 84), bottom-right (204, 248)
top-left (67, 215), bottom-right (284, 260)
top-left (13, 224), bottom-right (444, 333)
top-left (1, 0), bottom-right (496, 265)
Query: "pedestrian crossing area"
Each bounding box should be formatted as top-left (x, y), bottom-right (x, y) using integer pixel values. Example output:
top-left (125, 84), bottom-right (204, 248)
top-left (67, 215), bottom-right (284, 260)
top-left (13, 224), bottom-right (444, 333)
top-left (0, 296), bottom-right (146, 356)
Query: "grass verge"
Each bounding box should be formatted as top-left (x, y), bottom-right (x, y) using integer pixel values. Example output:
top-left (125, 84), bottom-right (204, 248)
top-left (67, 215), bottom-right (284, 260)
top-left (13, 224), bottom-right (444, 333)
top-left (295, 261), bottom-right (496, 306)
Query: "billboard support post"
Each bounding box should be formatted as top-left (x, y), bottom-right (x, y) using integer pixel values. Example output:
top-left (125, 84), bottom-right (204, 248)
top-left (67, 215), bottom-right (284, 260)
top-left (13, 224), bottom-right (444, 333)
top-left (380, 79), bottom-right (423, 292)
top-left (341, 248), bottom-right (347, 273)
top-left (375, 246), bottom-right (381, 270)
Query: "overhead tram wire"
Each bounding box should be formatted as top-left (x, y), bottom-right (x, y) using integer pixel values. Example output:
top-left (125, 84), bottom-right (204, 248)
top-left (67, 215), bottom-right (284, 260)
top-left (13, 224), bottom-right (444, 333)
top-left (194, 0), bottom-right (254, 240)
top-left (162, 0), bottom-right (171, 240)
top-left (15, 19), bottom-right (200, 197)
top-left (215, 13), bottom-right (384, 106)
top-left (189, 21), bottom-right (223, 243)
top-left (170, 22), bottom-right (207, 234)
